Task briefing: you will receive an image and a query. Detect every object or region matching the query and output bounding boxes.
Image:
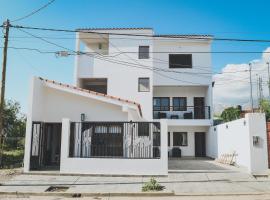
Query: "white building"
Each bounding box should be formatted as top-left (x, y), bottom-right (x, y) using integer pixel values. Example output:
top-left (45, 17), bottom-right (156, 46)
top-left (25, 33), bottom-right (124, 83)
top-left (24, 28), bottom-right (215, 175)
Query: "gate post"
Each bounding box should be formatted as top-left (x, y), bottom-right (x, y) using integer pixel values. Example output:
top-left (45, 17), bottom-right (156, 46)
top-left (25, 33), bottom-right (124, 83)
top-left (60, 118), bottom-right (70, 173)
top-left (160, 119), bottom-right (168, 175)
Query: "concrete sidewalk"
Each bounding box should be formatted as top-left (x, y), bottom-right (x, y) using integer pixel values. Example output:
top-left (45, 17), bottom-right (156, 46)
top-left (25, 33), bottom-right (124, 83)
top-left (0, 168), bottom-right (270, 196)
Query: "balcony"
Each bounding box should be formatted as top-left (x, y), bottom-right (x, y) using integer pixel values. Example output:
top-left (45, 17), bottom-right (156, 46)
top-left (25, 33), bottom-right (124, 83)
top-left (153, 106), bottom-right (211, 120)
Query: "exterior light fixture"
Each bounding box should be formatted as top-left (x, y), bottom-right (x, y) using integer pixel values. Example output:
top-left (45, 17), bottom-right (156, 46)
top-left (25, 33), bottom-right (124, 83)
top-left (81, 113), bottom-right (86, 122)
top-left (243, 120), bottom-right (246, 126)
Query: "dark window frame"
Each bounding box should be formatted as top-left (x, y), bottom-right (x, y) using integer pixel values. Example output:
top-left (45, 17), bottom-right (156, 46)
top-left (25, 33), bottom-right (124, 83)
top-left (153, 97), bottom-right (170, 111)
top-left (138, 122), bottom-right (150, 137)
top-left (138, 77), bottom-right (150, 92)
top-left (169, 54), bottom-right (192, 68)
top-left (173, 132), bottom-right (188, 146)
top-left (138, 46), bottom-right (150, 59)
top-left (173, 97), bottom-right (187, 111)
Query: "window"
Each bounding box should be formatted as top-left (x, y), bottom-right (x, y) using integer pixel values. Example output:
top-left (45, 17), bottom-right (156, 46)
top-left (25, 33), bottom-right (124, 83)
top-left (173, 97), bottom-right (187, 111)
top-left (173, 132), bottom-right (188, 146)
top-left (138, 77), bottom-right (150, 92)
top-left (138, 46), bottom-right (149, 59)
top-left (153, 97), bottom-right (170, 111)
top-left (169, 54), bottom-right (192, 68)
top-left (138, 122), bottom-right (149, 136)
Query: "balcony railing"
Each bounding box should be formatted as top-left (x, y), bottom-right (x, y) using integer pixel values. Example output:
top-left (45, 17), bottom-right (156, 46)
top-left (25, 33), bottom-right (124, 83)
top-left (153, 106), bottom-right (211, 119)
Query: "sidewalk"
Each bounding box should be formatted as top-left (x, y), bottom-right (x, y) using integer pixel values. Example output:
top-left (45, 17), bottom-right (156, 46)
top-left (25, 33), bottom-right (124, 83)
top-left (0, 167), bottom-right (270, 197)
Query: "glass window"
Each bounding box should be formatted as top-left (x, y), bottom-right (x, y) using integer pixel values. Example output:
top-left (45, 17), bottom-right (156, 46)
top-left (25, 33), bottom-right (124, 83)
top-left (138, 78), bottom-right (150, 92)
top-left (138, 46), bottom-right (149, 59)
top-left (138, 122), bottom-right (149, 136)
top-left (153, 97), bottom-right (170, 111)
top-left (169, 54), bottom-right (192, 68)
top-left (173, 132), bottom-right (188, 146)
top-left (173, 97), bottom-right (187, 111)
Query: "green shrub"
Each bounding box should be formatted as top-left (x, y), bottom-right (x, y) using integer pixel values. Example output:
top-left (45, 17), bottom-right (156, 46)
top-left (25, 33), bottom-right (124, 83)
top-left (142, 178), bottom-right (165, 192)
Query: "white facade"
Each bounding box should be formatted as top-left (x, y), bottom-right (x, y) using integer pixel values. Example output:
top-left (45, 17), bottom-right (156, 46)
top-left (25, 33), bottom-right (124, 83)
top-left (24, 28), bottom-right (216, 175)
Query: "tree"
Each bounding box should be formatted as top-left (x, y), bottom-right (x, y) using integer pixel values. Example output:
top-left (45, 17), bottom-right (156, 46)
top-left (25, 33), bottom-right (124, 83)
top-left (259, 99), bottom-right (270, 121)
top-left (220, 106), bottom-right (241, 122)
top-left (2, 100), bottom-right (26, 150)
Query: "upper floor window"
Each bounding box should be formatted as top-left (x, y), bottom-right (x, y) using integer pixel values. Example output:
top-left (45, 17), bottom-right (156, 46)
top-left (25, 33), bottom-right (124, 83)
top-left (138, 46), bottom-right (149, 59)
top-left (138, 77), bottom-right (150, 92)
top-left (169, 54), bottom-right (192, 68)
top-left (153, 97), bottom-right (170, 111)
top-left (173, 97), bottom-right (187, 111)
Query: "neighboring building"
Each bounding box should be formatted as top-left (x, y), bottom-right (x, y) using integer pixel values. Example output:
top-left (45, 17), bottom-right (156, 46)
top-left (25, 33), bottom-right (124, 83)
top-left (24, 28), bottom-right (213, 175)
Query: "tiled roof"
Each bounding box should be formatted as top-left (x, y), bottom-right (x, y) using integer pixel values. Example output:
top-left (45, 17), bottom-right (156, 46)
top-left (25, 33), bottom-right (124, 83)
top-left (39, 77), bottom-right (142, 117)
top-left (76, 27), bottom-right (153, 31)
top-left (154, 34), bottom-right (213, 39)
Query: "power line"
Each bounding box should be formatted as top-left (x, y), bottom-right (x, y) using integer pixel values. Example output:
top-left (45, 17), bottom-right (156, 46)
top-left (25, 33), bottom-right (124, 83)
top-left (10, 24), bottom-right (270, 43)
top-left (11, 0), bottom-right (57, 22)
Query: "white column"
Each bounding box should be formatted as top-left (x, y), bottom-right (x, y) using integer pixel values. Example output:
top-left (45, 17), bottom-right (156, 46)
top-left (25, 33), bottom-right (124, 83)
top-left (160, 119), bottom-right (168, 175)
top-left (60, 118), bottom-right (70, 173)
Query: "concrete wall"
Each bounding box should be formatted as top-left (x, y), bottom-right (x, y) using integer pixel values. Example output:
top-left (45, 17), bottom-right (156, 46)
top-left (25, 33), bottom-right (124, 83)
top-left (24, 77), bottom-right (138, 172)
top-left (60, 119), bottom-right (168, 175)
top-left (153, 39), bottom-right (212, 86)
top-left (207, 113), bottom-right (268, 174)
top-left (168, 126), bottom-right (209, 156)
top-left (75, 30), bottom-right (213, 121)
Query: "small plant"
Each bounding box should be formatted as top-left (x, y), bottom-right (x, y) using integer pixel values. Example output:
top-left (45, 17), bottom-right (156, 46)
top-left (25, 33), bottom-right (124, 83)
top-left (142, 178), bottom-right (165, 192)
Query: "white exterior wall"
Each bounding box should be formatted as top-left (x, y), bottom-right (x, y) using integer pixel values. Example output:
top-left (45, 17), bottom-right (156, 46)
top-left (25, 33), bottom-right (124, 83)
top-left (153, 39), bottom-right (212, 86)
top-left (60, 119), bottom-right (168, 175)
top-left (153, 86), bottom-right (209, 106)
top-left (75, 30), bottom-right (154, 120)
top-left (168, 126), bottom-right (209, 156)
top-left (207, 113), bottom-right (268, 174)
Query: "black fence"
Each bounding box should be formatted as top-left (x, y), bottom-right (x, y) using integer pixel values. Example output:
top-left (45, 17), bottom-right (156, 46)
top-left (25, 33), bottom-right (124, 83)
top-left (69, 122), bottom-right (161, 159)
top-left (153, 106), bottom-right (211, 119)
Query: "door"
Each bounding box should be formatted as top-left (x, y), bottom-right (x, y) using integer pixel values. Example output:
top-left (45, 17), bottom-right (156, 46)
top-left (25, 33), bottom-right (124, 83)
top-left (195, 132), bottom-right (206, 157)
top-left (194, 97), bottom-right (205, 119)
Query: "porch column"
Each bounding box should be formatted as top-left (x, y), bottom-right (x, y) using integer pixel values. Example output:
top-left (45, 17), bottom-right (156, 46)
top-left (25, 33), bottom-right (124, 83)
top-left (60, 118), bottom-right (70, 173)
top-left (160, 119), bottom-right (168, 175)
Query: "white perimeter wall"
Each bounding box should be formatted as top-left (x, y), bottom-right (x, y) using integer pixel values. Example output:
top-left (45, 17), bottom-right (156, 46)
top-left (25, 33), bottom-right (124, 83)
top-left (206, 113), bottom-right (268, 174)
top-left (60, 119), bottom-right (168, 175)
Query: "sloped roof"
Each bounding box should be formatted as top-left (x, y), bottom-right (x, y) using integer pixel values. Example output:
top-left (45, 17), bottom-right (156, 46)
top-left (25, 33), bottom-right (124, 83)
top-left (39, 77), bottom-right (142, 117)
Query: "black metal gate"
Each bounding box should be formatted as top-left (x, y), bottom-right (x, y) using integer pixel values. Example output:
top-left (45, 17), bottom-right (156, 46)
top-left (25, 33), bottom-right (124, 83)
top-left (30, 122), bottom-right (44, 170)
top-left (30, 122), bottom-right (62, 170)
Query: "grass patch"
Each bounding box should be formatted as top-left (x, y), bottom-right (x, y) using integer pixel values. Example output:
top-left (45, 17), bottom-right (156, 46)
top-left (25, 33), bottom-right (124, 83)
top-left (2, 149), bottom-right (24, 168)
top-left (142, 178), bottom-right (165, 192)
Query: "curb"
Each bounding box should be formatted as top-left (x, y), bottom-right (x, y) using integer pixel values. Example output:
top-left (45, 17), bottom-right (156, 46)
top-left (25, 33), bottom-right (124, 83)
top-left (0, 191), bottom-right (175, 197)
top-left (2, 191), bottom-right (270, 197)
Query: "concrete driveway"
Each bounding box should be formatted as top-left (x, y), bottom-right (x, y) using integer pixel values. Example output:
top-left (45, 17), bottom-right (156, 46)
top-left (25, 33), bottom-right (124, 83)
top-left (169, 158), bottom-right (235, 172)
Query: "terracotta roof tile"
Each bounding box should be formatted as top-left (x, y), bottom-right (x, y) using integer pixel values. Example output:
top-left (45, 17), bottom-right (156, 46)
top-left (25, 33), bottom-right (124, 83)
top-left (39, 77), bottom-right (142, 117)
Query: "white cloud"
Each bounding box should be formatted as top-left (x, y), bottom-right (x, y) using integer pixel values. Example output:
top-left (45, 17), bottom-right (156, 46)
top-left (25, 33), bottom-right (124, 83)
top-left (213, 47), bottom-right (270, 114)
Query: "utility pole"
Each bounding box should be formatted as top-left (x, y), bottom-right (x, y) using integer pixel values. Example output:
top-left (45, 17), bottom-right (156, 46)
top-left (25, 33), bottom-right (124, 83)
top-left (249, 63), bottom-right (254, 112)
top-left (267, 62), bottom-right (270, 99)
top-left (0, 19), bottom-right (10, 166)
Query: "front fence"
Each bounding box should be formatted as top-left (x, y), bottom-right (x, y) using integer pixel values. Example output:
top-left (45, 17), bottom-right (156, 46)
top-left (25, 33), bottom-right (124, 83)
top-left (69, 122), bottom-right (161, 159)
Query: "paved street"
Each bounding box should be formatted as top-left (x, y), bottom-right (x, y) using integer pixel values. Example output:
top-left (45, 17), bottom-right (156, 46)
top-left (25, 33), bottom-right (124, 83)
top-left (2, 194), bottom-right (270, 200)
top-left (0, 160), bottom-right (269, 197)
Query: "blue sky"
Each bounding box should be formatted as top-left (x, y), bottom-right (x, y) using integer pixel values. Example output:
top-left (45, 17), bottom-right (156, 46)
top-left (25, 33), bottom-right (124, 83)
top-left (0, 0), bottom-right (270, 113)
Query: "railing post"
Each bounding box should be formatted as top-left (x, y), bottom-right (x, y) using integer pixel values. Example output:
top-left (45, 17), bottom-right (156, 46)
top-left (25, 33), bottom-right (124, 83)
top-left (208, 106), bottom-right (211, 119)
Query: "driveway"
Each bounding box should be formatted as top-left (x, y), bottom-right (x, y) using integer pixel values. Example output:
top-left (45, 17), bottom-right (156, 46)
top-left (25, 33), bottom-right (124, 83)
top-left (168, 158), bottom-right (232, 171)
